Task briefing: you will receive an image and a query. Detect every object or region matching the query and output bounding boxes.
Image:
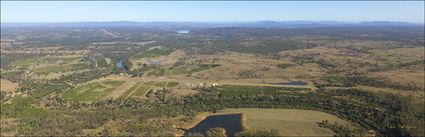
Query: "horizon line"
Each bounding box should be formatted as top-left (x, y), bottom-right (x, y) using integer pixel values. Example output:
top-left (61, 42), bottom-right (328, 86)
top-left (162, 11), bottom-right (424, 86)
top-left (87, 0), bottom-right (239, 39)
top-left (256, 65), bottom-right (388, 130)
top-left (1, 20), bottom-right (424, 24)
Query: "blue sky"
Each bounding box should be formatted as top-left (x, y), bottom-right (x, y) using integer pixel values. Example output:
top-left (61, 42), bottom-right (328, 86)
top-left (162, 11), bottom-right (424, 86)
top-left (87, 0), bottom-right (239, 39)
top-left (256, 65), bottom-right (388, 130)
top-left (1, 1), bottom-right (424, 23)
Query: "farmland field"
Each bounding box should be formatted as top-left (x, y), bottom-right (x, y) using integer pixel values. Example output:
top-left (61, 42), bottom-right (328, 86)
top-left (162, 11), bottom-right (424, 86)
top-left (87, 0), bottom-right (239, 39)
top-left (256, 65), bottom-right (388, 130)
top-left (154, 81), bottom-right (168, 87)
top-left (132, 84), bottom-right (152, 97)
top-left (62, 81), bottom-right (125, 101)
top-left (166, 82), bottom-right (179, 87)
top-left (119, 81), bottom-right (143, 99)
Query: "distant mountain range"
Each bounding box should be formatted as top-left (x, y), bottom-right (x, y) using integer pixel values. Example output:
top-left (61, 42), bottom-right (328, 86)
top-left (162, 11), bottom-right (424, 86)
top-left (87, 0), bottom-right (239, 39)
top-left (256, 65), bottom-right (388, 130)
top-left (1, 21), bottom-right (423, 29)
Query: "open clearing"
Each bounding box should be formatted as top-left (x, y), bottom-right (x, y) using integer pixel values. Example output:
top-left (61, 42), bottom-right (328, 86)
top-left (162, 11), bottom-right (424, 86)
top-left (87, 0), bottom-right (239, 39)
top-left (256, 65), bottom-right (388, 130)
top-left (63, 80), bottom-right (125, 101)
top-left (0, 79), bottom-right (19, 93)
top-left (220, 108), bottom-right (349, 136)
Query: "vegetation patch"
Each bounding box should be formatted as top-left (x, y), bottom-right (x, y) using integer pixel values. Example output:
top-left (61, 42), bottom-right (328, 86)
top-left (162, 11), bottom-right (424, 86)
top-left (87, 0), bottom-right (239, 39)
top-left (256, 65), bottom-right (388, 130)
top-left (149, 69), bottom-right (166, 76)
top-left (166, 82), bottom-right (179, 87)
top-left (144, 81), bottom-right (156, 86)
top-left (96, 58), bottom-right (109, 68)
top-left (154, 81), bottom-right (168, 87)
top-left (276, 63), bottom-right (295, 69)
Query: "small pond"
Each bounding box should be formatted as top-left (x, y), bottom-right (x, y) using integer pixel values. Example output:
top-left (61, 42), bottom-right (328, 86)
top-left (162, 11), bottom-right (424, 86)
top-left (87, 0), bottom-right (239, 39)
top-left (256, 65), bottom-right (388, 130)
top-left (185, 114), bottom-right (243, 137)
top-left (115, 60), bottom-right (128, 72)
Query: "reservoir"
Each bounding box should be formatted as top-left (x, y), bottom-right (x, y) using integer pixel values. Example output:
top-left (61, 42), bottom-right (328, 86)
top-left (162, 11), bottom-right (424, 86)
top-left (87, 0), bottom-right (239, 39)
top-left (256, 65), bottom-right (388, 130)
top-left (177, 30), bottom-right (190, 34)
top-left (185, 114), bottom-right (243, 136)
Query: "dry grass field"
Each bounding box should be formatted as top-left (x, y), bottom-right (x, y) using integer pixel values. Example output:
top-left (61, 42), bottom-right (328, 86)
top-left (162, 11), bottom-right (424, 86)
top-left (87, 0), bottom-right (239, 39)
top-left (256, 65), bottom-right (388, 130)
top-left (0, 79), bottom-right (19, 93)
top-left (0, 118), bottom-right (18, 136)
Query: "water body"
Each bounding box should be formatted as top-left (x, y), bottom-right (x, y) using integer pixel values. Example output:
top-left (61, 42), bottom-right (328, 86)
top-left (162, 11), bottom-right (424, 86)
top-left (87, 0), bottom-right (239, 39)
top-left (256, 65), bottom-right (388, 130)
top-left (177, 30), bottom-right (190, 34)
top-left (115, 60), bottom-right (128, 72)
top-left (268, 81), bottom-right (307, 86)
top-left (185, 114), bottom-right (243, 137)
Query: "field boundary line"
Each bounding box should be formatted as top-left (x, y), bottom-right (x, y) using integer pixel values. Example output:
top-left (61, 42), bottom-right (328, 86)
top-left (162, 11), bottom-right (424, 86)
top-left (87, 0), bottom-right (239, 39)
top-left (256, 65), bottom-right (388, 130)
top-left (124, 81), bottom-right (144, 99)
